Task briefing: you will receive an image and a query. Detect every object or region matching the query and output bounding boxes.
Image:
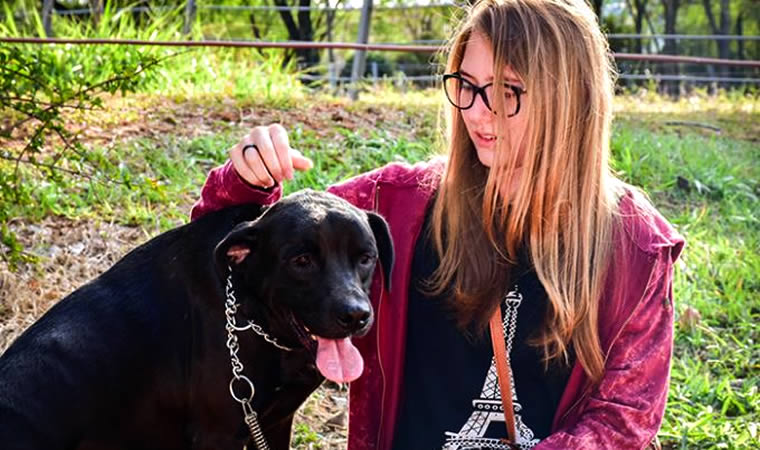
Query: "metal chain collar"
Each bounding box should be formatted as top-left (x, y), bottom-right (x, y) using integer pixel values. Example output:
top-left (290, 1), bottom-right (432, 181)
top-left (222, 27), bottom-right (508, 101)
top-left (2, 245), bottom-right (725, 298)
top-left (224, 267), bottom-right (287, 450)
top-left (223, 273), bottom-right (524, 450)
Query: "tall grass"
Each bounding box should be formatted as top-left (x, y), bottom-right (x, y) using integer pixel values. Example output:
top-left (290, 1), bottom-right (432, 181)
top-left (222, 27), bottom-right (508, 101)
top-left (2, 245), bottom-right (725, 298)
top-left (0, 88), bottom-right (758, 447)
top-left (1, 3), bottom-right (304, 104)
top-left (1, 5), bottom-right (758, 447)
top-left (610, 111), bottom-right (759, 448)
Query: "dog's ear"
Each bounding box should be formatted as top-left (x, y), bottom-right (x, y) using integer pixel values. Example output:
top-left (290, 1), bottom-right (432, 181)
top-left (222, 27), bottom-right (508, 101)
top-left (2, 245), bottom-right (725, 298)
top-left (367, 212), bottom-right (394, 292)
top-left (214, 220), bottom-right (261, 275)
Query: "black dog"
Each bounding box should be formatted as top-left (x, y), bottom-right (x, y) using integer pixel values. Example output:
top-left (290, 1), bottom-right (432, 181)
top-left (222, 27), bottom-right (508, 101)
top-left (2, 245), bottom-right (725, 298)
top-left (0, 189), bottom-right (393, 450)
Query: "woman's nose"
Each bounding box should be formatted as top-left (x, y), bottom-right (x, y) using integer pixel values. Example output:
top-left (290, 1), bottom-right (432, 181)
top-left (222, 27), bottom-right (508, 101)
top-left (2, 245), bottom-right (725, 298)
top-left (466, 91), bottom-right (494, 121)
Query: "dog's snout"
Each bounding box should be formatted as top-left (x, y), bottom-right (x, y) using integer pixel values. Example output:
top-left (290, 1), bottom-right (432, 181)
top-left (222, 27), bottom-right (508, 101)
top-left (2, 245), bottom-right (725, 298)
top-left (337, 301), bottom-right (372, 332)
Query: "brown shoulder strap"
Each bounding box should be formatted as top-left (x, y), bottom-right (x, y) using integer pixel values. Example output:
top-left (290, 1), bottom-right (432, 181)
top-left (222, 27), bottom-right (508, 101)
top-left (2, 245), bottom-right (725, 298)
top-left (490, 307), bottom-right (517, 446)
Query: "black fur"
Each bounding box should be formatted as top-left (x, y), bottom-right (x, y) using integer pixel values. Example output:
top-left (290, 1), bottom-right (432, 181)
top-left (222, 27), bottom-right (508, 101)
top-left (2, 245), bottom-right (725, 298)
top-left (0, 189), bottom-right (393, 450)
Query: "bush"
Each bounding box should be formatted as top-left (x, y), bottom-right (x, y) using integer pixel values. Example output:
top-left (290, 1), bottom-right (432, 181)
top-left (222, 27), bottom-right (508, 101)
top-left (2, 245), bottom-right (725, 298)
top-left (0, 42), bottom-right (164, 266)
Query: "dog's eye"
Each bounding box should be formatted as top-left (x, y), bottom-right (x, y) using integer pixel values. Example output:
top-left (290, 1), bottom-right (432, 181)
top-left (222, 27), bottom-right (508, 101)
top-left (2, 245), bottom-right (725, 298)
top-left (358, 253), bottom-right (376, 267)
top-left (291, 254), bottom-right (315, 270)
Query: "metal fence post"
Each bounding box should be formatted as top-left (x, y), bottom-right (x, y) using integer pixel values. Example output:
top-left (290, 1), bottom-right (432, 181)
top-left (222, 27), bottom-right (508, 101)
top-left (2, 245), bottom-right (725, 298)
top-left (371, 61), bottom-right (378, 85)
top-left (42, 0), bottom-right (54, 37)
top-left (184, 0), bottom-right (197, 36)
top-left (349, 0), bottom-right (373, 100)
top-left (90, 0), bottom-right (103, 27)
top-left (329, 62), bottom-right (337, 90)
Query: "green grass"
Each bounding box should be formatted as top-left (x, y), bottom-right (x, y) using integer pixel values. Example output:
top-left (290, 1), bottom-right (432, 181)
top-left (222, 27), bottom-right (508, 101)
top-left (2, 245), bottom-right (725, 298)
top-left (2, 76), bottom-right (758, 449)
top-left (5, 91), bottom-right (760, 448)
top-left (1, 3), bottom-right (305, 104)
top-left (2, 4), bottom-right (757, 447)
top-left (608, 115), bottom-right (759, 448)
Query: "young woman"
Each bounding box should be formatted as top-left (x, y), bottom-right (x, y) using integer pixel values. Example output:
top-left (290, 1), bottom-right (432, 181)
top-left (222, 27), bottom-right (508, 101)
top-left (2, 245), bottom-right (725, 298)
top-left (192, 0), bottom-right (684, 448)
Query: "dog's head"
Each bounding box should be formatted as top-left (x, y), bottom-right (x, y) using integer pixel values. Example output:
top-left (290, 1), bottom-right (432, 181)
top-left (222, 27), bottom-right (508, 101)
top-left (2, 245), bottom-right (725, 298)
top-left (214, 189), bottom-right (393, 383)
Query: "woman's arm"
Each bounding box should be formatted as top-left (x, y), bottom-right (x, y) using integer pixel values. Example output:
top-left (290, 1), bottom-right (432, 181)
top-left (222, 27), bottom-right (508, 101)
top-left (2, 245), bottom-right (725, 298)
top-left (190, 124), bottom-right (313, 220)
top-left (536, 249), bottom-right (677, 449)
top-left (190, 160), bottom-right (282, 220)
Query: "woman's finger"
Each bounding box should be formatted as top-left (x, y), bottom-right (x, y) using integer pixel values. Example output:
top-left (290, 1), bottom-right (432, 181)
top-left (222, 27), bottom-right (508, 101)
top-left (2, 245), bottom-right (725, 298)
top-left (242, 145), bottom-right (275, 188)
top-left (249, 127), bottom-right (285, 184)
top-left (229, 141), bottom-right (263, 186)
top-left (290, 149), bottom-right (314, 172)
top-left (269, 124), bottom-right (295, 180)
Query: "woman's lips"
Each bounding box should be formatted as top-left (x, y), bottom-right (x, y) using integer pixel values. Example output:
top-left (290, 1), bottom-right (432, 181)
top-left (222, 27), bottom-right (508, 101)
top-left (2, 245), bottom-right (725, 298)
top-left (473, 131), bottom-right (496, 147)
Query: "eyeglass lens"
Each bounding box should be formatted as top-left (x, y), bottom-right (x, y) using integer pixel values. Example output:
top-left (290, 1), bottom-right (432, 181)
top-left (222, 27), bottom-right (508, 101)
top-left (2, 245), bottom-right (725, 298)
top-left (444, 75), bottom-right (520, 117)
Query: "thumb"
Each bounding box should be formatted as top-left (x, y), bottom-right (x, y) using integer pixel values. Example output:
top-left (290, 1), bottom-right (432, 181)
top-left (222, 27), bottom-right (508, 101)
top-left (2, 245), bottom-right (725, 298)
top-left (290, 149), bottom-right (313, 171)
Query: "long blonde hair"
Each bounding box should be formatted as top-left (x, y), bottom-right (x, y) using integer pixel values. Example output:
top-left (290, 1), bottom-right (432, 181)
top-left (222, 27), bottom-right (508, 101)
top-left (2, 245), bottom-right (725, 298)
top-left (429, 0), bottom-right (621, 382)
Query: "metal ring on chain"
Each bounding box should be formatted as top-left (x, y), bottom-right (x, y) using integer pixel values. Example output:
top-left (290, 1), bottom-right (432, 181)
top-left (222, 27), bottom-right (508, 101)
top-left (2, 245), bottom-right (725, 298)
top-left (229, 374), bottom-right (256, 404)
top-left (230, 321), bottom-right (253, 332)
top-left (225, 273), bottom-right (294, 351)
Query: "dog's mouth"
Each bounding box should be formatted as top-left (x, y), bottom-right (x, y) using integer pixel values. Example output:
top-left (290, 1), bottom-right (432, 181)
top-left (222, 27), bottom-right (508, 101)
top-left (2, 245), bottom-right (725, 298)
top-left (289, 313), bottom-right (365, 384)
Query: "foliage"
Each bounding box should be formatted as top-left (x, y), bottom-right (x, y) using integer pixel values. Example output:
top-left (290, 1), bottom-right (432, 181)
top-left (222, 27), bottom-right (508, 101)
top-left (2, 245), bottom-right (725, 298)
top-left (0, 86), bottom-right (757, 446)
top-left (0, 8), bottom-right (165, 265)
top-left (609, 97), bottom-right (759, 449)
top-left (0, 2), bottom-right (306, 265)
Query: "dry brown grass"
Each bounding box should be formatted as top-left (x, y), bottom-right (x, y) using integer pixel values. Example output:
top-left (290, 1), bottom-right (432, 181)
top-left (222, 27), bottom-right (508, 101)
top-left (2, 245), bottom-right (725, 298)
top-left (0, 217), bottom-right (150, 352)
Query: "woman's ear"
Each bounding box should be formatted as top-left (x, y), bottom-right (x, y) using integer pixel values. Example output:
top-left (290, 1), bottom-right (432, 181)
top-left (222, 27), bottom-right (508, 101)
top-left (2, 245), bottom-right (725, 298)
top-left (366, 212), bottom-right (395, 292)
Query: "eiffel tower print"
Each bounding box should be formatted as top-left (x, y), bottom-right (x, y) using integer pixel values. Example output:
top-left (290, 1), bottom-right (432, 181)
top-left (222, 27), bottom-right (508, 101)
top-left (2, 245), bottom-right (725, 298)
top-left (442, 356), bottom-right (539, 449)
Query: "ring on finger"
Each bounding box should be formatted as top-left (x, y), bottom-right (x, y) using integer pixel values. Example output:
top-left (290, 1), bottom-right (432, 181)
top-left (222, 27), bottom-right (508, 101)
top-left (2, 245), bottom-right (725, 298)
top-left (241, 143), bottom-right (275, 183)
top-left (242, 144), bottom-right (258, 157)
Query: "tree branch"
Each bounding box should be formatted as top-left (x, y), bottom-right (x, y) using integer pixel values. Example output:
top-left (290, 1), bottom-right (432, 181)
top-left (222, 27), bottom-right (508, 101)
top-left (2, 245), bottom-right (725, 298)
top-left (702, 0), bottom-right (719, 34)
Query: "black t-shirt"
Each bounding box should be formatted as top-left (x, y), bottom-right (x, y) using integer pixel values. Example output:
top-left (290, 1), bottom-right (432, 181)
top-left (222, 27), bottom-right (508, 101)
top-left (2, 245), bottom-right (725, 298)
top-left (393, 208), bottom-right (573, 450)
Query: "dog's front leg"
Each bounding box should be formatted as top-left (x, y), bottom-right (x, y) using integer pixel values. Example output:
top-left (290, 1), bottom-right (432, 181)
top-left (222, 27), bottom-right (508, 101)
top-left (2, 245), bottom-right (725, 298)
top-left (258, 415), bottom-right (295, 450)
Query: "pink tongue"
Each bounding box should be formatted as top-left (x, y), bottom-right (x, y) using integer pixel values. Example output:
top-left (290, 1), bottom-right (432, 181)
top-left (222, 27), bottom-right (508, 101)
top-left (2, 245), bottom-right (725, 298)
top-left (315, 337), bottom-right (364, 383)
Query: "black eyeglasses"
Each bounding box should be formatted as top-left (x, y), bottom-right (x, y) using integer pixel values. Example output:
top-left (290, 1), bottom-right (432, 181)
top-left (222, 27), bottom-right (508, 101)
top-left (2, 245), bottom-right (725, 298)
top-left (442, 72), bottom-right (527, 117)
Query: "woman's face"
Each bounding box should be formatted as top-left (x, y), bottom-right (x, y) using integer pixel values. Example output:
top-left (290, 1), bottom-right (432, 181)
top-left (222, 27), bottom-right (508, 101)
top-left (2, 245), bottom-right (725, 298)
top-left (459, 32), bottom-right (529, 169)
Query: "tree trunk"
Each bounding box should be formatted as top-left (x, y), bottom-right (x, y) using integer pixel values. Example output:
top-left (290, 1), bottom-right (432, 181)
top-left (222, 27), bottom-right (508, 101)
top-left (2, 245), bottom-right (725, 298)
top-left (632, 0), bottom-right (648, 54)
top-left (325, 4), bottom-right (335, 67)
top-left (89, 0), bottom-right (102, 27)
top-left (661, 0), bottom-right (680, 54)
top-left (736, 13), bottom-right (744, 61)
top-left (273, 0), bottom-right (320, 68)
top-left (183, 0), bottom-right (196, 36)
top-left (702, 0), bottom-right (732, 82)
top-left (249, 13), bottom-right (263, 40)
top-left (660, 0), bottom-right (681, 96)
top-left (591, 0), bottom-right (604, 20)
top-left (42, 0), bottom-right (54, 37)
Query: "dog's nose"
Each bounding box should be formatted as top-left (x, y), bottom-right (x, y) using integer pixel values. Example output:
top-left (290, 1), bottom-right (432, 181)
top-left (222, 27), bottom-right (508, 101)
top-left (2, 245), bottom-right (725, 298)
top-left (337, 302), bottom-right (371, 332)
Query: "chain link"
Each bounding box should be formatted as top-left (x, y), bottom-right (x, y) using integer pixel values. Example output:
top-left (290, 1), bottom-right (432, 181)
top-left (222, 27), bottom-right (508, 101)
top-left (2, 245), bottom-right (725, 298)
top-left (225, 269), bottom-right (294, 352)
top-left (225, 267), bottom-right (271, 450)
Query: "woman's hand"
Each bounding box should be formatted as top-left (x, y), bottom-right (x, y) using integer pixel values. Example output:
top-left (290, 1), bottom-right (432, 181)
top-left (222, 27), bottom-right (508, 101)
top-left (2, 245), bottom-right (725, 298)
top-left (229, 124), bottom-right (313, 188)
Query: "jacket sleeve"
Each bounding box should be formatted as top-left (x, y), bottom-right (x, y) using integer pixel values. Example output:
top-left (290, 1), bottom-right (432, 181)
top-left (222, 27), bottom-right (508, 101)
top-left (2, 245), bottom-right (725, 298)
top-left (190, 160), bottom-right (282, 220)
top-left (535, 248), bottom-right (678, 449)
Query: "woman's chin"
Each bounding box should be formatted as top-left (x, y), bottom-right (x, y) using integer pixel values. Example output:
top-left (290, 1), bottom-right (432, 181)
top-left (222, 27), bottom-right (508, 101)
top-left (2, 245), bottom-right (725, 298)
top-left (475, 149), bottom-right (494, 168)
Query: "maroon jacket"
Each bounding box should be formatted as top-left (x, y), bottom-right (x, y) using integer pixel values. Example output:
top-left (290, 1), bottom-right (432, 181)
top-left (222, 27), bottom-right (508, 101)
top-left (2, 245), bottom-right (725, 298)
top-left (192, 158), bottom-right (684, 450)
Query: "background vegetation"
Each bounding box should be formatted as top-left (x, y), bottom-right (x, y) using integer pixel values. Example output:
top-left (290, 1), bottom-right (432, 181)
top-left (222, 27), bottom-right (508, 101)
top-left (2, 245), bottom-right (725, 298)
top-left (0, 1), bottom-right (758, 448)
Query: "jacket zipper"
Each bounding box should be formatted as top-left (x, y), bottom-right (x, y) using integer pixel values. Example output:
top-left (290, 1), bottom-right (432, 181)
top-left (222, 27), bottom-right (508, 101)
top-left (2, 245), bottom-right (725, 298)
top-left (373, 182), bottom-right (388, 450)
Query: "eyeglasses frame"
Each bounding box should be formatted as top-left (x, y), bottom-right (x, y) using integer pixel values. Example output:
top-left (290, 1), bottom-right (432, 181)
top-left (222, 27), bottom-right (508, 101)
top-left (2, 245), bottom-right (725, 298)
top-left (442, 72), bottom-right (527, 118)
